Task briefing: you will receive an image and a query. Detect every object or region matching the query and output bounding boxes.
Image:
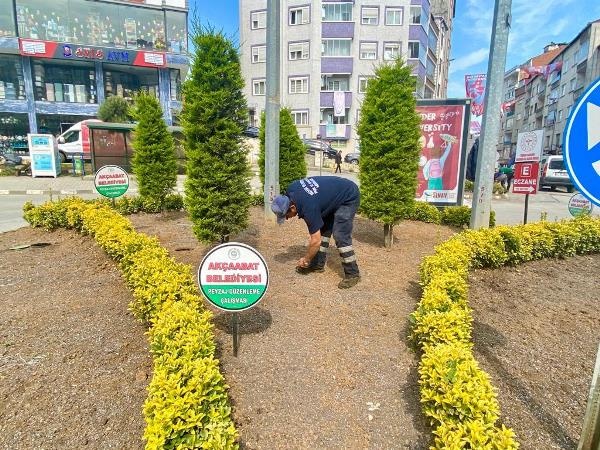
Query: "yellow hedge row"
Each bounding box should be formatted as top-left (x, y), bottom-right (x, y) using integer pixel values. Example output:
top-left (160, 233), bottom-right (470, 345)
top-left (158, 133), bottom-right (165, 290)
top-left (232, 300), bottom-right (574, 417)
top-left (23, 198), bottom-right (238, 450)
top-left (411, 215), bottom-right (600, 449)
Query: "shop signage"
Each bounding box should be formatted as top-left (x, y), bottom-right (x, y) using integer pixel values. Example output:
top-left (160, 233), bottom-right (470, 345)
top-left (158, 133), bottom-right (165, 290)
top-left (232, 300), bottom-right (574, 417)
top-left (568, 193), bottom-right (594, 217)
top-left (198, 243), bottom-right (269, 312)
top-left (94, 165), bottom-right (129, 198)
top-left (19, 39), bottom-right (165, 68)
top-left (512, 162), bottom-right (539, 194)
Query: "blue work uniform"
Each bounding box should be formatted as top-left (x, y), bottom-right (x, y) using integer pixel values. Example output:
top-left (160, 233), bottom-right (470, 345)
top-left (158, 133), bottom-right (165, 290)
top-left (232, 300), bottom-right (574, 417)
top-left (286, 176), bottom-right (360, 277)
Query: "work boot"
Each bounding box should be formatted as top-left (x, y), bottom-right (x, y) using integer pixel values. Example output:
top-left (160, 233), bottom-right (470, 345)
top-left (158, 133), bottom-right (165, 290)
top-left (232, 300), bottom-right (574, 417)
top-left (338, 276), bottom-right (361, 289)
top-left (296, 265), bottom-right (325, 275)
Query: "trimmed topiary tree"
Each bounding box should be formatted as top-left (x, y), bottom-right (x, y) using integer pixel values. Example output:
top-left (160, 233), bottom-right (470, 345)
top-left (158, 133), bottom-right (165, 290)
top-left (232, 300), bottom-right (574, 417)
top-left (357, 58), bottom-right (421, 247)
top-left (258, 108), bottom-right (307, 192)
top-left (97, 95), bottom-right (131, 123)
top-left (182, 26), bottom-right (251, 243)
top-left (131, 91), bottom-right (178, 208)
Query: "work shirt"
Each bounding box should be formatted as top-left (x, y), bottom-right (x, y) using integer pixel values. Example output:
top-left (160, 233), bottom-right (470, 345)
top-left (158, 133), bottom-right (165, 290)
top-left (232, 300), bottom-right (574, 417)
top-left (285, 176), bottom-right (360, 234)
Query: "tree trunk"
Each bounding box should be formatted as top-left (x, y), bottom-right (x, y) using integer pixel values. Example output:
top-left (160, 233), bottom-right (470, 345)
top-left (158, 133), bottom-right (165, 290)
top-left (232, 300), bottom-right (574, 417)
top-left (383, 223), bottom-right (394, 248)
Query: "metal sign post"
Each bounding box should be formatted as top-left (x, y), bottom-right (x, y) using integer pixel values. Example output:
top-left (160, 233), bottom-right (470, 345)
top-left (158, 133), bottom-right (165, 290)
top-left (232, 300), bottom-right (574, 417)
top-left (198, 242), bottom-right (270, 357)
top-left (578, 343), bottom-right (600, 450)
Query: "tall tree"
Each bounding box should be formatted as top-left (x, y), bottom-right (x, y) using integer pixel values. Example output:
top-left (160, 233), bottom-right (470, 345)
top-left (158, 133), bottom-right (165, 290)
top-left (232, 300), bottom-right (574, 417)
top-left (97, 95), bottom-right (131, 123)
top-left (182, 26), bottom-right (251, 243)
top-left (131, 91), bottom-right (177, 207)
top-left (357, 59), bottom-right (421, 247)
top-left (258, 108), bottom-right (307, 192)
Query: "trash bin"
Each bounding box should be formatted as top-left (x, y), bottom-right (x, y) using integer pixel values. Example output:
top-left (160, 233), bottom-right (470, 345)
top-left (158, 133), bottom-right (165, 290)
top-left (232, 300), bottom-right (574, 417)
top-left (72, 153), bottom-right (84, 176)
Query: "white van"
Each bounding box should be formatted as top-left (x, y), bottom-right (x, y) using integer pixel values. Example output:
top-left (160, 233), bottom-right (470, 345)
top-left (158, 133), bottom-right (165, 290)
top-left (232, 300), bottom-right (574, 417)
top-left (56, 119), bottom-right (102, 162)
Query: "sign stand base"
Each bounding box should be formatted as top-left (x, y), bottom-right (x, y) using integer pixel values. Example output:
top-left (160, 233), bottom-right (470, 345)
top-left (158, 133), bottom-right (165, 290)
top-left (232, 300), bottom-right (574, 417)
top-left (232, 312), bottom-right (240, 357)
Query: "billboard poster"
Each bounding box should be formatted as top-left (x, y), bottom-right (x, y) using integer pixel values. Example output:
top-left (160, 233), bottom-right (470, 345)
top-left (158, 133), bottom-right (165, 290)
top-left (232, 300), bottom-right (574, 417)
top-left (465, 74), bottom-right (486, 135)
top-left (416, 100), bottom-right (470, 206)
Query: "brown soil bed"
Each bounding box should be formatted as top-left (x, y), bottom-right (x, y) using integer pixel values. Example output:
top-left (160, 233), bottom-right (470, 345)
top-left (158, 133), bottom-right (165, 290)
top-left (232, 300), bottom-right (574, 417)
top-left (2, 208), bottom-right (598, 450)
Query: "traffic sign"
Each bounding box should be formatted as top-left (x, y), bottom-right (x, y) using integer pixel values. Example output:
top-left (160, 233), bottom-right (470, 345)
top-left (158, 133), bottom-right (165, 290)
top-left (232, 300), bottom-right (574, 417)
top-left (515, 130), bottom-right (543, 163)
top-left (564, 76), bottom-right (600, 206)
top-left (198, 242), bottom-right (269, 312)
top-left (94, 165), bottom-right (129, 198)
top-left (512, 162), bottom-right (539, 194)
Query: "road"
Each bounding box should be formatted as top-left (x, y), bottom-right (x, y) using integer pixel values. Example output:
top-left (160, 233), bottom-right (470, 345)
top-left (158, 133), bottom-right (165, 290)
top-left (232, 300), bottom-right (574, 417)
top-left (0, 169), bottom-right (596, 233)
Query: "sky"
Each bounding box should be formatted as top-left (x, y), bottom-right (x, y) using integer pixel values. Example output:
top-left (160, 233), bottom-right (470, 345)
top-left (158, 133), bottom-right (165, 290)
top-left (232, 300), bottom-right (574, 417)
top-left (191, 0), bottom-right (600, 97)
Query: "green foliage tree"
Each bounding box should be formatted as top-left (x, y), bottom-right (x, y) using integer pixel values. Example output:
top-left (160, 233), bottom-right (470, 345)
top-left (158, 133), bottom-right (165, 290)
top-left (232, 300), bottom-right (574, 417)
top-left (131, 91), bottom-right (178, 208)
top-left (97, 95), bottom-right (131, 123)
top-left (182, 26), bottom-right (251, 243)
top-left (258, 108), bottom-right (307, 192)
top-left (357, 59), bottom-right (421, 247)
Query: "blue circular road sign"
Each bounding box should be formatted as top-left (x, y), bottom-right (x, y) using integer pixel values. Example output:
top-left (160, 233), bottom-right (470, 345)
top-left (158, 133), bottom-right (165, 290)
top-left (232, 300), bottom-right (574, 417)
top-left (564, 77), bottom-right (600, 206)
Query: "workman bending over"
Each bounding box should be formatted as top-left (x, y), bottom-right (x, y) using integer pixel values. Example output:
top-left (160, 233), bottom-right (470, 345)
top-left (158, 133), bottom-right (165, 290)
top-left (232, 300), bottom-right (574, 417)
top-left (271, 176), bottom-right (361, 289)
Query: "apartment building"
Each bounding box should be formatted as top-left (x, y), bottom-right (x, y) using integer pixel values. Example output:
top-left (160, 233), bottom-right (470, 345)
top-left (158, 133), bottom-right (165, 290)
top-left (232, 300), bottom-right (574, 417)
top-left (499, 19), bottom-right (600, 160)
top-left (240, 0), bottom-right (454, 152)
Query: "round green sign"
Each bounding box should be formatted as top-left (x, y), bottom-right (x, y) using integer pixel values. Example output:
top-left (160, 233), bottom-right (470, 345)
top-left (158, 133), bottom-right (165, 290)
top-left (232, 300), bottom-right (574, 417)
top-left (198, 243), bottom-right (269, 312)
top-left (568, 193), bottom-right (594, 217)
top-left (94, 165), bottom-right (129, 198)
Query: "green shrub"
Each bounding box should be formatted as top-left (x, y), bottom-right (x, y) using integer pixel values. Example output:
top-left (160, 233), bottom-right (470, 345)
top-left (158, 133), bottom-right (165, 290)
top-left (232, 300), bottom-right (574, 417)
top-left (441, 206), bottom-right (472, 228)
top-left (405, 202), bottom-right (442, 224)
top-left (464, 180), bottom-right (474, 192)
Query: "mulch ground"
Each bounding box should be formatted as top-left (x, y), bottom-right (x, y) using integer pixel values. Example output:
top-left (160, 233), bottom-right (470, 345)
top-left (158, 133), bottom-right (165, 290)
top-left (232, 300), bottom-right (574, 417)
top-left (1, 208), bottom-right (598, 449)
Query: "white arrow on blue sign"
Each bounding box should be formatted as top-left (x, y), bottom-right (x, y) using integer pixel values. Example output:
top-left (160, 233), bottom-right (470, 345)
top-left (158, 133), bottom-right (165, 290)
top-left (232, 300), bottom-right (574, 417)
top-left (564, 76), bottom-right (600, 206)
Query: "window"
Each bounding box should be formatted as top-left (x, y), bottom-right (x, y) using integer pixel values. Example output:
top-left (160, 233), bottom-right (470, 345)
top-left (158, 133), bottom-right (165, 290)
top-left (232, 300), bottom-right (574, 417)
top-left (408, 41), bottom-right (420, 59)
top-left (567, 105), bottom-right (572, 116)
top-left (558, 109), bottom-right (563, 121)
top-left (291, 110), bottom-right (309, 125)
top-left (252, 45), bottom-right (266, 63)
top-left (576, 40), bottom-right (589, 64)
top-left (385, 7), bottom-right (403, 25)
top-left (321, 108), bottom-right (349, 124)
top-left (251, 11), bottom-right (267, 30)
top-left (170, 69), bottom-right (181, 101)
top-left (384, 42), bottom-right (400, 61)
top-left (322, 3), bottom-right (353, 21)
top-left (321, 75), bottom-right (350, 91)
top-left (561, 84), bottom-right (566, 96)
top-left (104, 65), bottom-right (159, 101)
top-left (0, 0), bottom-right (15, 37)
top-left (166, 10), bottom-right (188, 53)
top-left (563, 58), bottom-right (570, 71)
top-left (409, 6), bottom-right (421, 24)
top-left (289, 6), bottom-right (310, 25)
top-left (358, 77), bottom-right (371, 93)
top-left (62, 130), bottom-right (80, 143)
top-left (289, 76), bottom-right (309, 94)
top-left (289, 42), bottom-right (309, 60)
top-left (428, 28), bottom-right (438, 55)
top-left (570, 78), bottom-right (576, 91)
top-left (32, 60), bottom-right (97, 102)
top-left (322, 39), bottom-right (352, 57)
top-left (0, 55), bottom-right (26, 100)
top-left (426, 57), bottom-right (435, 79)
top-left (359, 42), bottom-right (377, 60)
top-left (361, 7), bottom-right (378, 25)
top-left (17, 0), bottom-right (169, 50)
top-left (252, 79), bottom-right (265, 96)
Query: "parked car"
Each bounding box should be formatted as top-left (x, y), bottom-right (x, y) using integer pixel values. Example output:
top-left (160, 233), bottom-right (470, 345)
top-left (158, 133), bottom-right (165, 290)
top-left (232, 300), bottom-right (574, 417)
top-left (243, 126), bottom-right (259, 138)
top-left (301, 138), bottom-right (337, 159)
top-left (539, 155), bottom-right (575, 192)
top-left (344, 151), bottom-right (360, 165)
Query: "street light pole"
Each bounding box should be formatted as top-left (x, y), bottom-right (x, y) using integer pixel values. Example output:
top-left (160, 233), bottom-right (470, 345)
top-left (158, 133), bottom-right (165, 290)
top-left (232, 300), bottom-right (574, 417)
top-left (264, 0), bottom-right (280, 217)
top-left (470, 0), bottom-right (513, 229)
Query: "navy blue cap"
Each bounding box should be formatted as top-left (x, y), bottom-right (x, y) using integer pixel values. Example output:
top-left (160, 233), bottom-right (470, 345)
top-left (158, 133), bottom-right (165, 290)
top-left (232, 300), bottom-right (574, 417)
top-left (271, 195), bottom-right (290, 225)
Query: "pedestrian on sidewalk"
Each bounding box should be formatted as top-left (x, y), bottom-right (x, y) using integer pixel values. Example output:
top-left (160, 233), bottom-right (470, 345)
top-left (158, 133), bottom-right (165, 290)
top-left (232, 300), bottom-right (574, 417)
top-left (271, 176), bottom-right (361, 289)
top-left (334, 150), bottom-right (342, 173)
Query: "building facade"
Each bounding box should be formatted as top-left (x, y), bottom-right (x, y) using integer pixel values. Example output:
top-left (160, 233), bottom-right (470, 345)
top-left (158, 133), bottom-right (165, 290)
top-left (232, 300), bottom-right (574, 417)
top-left (240, 0), bottom-right (454, 153)
top-left (0, 0), bottom-right (188, 149)
top-left (499, 20), bottom-right (600, 160)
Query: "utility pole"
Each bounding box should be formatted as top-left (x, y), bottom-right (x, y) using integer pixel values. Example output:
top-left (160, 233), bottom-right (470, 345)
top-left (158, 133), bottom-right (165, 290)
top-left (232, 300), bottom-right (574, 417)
top-left (470, 0), bottom-right (512, 229)
top-left (264, 0), bottom-right (280, 217)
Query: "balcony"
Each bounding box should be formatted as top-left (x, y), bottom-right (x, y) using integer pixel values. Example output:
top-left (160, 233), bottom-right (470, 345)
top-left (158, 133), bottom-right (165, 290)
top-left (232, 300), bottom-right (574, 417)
top-left (573, 86), bottom-right (584, 102)
top-left (321, 58), bottom-right (353, 74)
top-left (576, 58), bottom-right (587, 73)
top-left (320, 91), bottom-right (352, 109)
top-left (319, 124), bottom-right (352, 140)
top-left (322, 22), bottom-right (355, 39)
top-left (535, 108), bottom-right (543, 118)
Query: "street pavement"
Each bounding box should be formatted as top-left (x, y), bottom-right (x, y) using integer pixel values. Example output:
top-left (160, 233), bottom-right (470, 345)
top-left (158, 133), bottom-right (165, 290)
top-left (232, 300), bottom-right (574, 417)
top-left (0, 169), bottom-right (596, 233)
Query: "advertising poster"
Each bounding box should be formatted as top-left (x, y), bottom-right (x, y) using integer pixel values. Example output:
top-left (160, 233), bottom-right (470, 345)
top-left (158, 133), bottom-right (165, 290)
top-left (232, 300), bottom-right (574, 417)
top-left (465, 74), bottom-right (486, 135)
top-left (416, 100), bottom-right (470, 206)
